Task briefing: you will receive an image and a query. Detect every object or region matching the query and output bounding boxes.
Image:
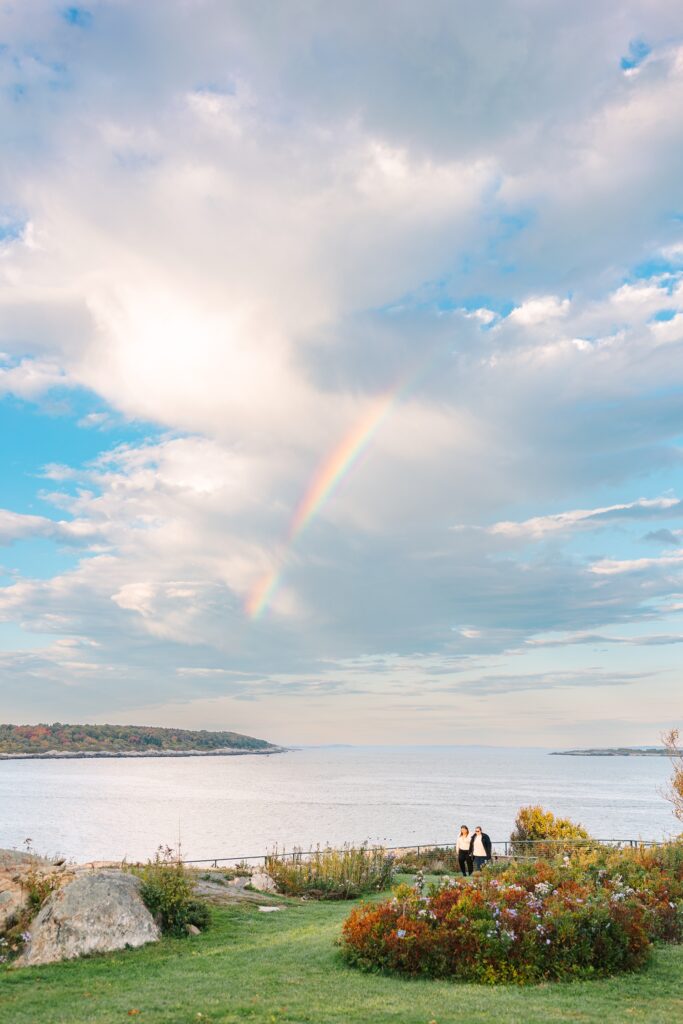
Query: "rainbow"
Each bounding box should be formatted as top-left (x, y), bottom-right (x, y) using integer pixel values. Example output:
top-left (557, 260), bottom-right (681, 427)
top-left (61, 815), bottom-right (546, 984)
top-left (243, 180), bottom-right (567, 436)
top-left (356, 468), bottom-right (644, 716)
top-left (244, 344), bottom-right (443, 620)
top-left (289, 389), bottom-right (398, 542)
top-left (245, 385), bottom-right (403, 620)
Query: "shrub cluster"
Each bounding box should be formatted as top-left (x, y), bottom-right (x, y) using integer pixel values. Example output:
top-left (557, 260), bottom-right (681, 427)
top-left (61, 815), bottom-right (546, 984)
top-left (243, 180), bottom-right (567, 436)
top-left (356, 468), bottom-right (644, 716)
top-left (265, 843), bottom-right (395, 900)
top-left (136, 847), bottom-right (210, 937)
top-left (509, 805), bottom-right (591, 857)
top-left (557, 842), bottom-right (683, 943)
top-left (341, 844), bottom-right (683, 984)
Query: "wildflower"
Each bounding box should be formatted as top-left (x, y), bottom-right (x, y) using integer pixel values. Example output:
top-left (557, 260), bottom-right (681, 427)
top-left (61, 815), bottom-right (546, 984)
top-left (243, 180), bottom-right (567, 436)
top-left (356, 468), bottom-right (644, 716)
top-left (21, 932), bottom-right (31, 943)
top-left (397, 929), bottom-right (406, 938)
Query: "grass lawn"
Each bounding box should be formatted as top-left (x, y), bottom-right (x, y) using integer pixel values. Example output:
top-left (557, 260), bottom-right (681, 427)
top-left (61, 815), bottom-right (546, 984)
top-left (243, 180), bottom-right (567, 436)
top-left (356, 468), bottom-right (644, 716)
top-left (2, 896), bottom-right (682, 1024)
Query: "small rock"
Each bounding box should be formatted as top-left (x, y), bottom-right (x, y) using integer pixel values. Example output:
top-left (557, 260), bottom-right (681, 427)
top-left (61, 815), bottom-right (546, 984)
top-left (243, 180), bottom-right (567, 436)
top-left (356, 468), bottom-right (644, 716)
top-left (186, 923), bottom-right (201, 935)
top-left (258, 906), bottom-right (281, 913)
top-left (250, 872), bottom-right (278, 893)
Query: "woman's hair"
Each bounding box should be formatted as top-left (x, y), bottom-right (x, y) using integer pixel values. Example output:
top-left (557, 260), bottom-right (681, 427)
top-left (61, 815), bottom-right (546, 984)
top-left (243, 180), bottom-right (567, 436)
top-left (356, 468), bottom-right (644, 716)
top-left (475, 825), bottom-right (482, 831)
top-left (459, 825), bottom-right (469, 833)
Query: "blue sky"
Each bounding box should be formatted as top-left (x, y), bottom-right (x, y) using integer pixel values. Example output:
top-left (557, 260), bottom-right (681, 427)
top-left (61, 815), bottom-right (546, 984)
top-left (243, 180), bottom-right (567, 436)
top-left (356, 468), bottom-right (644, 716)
top-left (0, 1), bottom-right (682, 745)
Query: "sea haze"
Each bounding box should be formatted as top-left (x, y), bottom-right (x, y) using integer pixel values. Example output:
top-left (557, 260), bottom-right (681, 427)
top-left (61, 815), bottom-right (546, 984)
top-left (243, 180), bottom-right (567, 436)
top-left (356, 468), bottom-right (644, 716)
top-left (0, 746), bottom-right (675, 863)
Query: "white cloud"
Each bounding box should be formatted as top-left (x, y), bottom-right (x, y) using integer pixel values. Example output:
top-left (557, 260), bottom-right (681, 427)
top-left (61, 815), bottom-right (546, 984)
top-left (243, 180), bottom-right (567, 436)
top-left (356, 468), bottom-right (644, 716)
top-left (0, 508), bottom-right (105, 547)
top-left (507, 295), bottom-right (570, 325)
top-left (0, 357), bottom-right (71, 399)
top-left (476, 497), bottom-right (683, 542)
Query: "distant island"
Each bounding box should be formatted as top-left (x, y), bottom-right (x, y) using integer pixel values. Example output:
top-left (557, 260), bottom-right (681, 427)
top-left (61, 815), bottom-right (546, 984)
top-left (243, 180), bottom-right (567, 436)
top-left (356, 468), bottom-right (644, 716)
top-left (550, 747), bottom-right (669, 757)
top-left (0, 723), bottom-right (284, 760)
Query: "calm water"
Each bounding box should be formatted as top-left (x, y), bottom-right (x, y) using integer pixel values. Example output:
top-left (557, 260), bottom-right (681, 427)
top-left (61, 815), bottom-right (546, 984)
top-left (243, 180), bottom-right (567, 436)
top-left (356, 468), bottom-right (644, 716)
top-left (0, 746), bottom-right (676, 863)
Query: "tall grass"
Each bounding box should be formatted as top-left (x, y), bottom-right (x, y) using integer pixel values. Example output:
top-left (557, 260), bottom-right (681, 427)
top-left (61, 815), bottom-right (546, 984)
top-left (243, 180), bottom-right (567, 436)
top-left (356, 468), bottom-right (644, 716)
top-left (392, 846), bottom-right (461, 874)
top-left (264, 843), bottom-right (395, 899)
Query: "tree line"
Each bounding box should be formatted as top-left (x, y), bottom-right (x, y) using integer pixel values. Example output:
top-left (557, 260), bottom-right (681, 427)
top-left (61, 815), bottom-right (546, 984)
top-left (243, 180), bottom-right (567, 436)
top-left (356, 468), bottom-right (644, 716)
top-left (0, 722), bottom-right (273, 753)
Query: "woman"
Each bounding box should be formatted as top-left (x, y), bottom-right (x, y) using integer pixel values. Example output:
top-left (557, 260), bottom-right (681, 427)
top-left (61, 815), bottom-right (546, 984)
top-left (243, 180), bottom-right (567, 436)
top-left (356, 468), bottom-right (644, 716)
top-left (471, 825), bottom-right (492, 871)
top-left (455, 825), bottom-right (473, 876)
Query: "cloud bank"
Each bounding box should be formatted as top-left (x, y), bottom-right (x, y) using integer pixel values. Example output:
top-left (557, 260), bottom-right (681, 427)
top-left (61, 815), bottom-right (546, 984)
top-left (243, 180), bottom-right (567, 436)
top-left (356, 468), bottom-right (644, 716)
top-left (0, 1), bottom-right (682, 744)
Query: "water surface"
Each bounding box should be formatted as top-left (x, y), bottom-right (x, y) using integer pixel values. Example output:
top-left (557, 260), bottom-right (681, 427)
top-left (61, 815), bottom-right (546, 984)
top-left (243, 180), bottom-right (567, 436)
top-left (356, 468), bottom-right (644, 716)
top-left (0, 745), bottom-right (675, 862)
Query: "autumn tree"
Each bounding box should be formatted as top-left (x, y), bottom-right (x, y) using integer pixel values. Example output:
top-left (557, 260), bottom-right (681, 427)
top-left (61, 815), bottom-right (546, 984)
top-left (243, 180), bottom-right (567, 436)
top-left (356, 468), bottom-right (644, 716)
top-left (662, 728), bottom-right (683, 825)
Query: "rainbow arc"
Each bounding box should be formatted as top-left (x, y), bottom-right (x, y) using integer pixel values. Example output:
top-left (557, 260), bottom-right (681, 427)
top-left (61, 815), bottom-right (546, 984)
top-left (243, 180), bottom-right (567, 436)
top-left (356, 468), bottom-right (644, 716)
top-left (245, 351), bottom-right (440, 619)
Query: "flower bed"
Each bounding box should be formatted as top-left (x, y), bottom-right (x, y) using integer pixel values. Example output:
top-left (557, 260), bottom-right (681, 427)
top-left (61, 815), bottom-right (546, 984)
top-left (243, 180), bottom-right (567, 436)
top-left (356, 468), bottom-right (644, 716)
top-left (340, 855), bottom-right (682, 983)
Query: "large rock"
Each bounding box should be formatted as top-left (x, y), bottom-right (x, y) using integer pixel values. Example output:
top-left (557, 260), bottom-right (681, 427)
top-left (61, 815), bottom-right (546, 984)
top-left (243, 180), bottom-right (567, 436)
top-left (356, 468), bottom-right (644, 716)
top-left (17, 871), bottom-right (160, 966)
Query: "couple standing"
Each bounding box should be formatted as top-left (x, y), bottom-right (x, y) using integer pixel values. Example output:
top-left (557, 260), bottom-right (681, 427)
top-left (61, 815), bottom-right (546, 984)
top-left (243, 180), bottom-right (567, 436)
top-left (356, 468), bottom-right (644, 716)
top-left (456, 824), bottom-right (492, 875)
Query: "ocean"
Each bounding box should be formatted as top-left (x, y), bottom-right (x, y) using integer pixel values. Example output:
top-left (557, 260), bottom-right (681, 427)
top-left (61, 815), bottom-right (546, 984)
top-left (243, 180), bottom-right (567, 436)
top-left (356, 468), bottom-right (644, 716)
top-left (0, 745), bottom-right (676, 863)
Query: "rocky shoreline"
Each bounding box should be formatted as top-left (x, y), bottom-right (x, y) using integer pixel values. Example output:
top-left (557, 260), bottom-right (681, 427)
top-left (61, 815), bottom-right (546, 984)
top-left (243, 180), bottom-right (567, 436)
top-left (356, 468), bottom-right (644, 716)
top-left (0, 746), bottom-right (286, 761)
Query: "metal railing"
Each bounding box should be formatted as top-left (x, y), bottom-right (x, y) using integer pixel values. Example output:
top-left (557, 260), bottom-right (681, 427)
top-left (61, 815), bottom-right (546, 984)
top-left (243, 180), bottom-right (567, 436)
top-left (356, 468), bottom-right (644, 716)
top-left (181, 837), bottom-right (666, 869)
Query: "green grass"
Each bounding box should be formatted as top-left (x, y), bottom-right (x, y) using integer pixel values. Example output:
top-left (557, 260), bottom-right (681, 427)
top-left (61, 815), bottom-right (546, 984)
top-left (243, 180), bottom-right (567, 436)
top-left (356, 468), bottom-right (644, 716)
top-left (1, 897), bottom-right (682, 1024)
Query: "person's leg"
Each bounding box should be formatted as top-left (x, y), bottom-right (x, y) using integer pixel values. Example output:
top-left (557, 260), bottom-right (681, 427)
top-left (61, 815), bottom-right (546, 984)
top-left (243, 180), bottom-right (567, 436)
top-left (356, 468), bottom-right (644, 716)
top-left (458, 851), bottom-right (467, 876)
top-left (466, 855), bottom-right (473, 875)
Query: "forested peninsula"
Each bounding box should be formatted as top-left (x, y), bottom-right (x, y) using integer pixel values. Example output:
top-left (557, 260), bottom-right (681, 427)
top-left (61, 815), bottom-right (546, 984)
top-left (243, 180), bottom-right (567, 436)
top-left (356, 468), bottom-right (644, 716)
top-left (0, 723), bottom-right (284, 759)
top-left (550, 747), bottom-right (669, 756)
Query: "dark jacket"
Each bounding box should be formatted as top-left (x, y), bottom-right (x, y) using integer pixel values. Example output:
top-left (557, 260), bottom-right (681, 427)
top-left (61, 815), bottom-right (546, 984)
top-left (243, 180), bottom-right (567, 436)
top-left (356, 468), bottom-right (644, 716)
top-left (472, 832), bottom-right (492, 859)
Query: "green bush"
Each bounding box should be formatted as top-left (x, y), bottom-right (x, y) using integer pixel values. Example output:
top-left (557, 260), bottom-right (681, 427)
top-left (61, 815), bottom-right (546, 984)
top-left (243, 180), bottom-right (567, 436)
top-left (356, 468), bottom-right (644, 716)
top-left (21, 865), bottom-right (58, 913)
top-left (135, 847), bottom-right (210, 936)
top-left (510, 805), bottom-right (591, 857)
top-left (265, 843), bottom-right (395, 900)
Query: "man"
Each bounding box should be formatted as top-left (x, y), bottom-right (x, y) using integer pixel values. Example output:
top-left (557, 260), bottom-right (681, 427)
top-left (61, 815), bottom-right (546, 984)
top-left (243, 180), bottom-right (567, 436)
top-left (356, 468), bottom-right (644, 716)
top-left (471, 825), bottom-right (492, 870)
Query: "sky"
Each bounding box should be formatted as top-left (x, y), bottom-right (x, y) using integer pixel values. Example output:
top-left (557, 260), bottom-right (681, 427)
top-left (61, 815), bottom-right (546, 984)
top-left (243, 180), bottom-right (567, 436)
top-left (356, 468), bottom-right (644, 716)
top-left (1, 1), bottom-right (683, 747)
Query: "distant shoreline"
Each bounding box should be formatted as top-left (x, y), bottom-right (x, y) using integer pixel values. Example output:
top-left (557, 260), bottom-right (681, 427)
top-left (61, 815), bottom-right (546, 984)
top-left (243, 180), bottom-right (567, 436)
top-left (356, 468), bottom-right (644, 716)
top-left (550, 748), bottom-right (669, 757)
top-left (0, 746), bottom-right (286, 762)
